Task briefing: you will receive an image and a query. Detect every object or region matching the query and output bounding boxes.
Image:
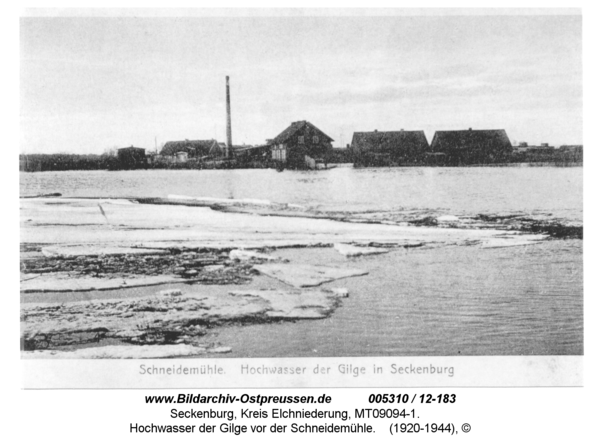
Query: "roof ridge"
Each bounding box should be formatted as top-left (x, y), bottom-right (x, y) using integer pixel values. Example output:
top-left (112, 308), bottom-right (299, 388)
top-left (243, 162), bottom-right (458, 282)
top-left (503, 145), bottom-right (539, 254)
top-left (434, 129), bottom-right (506, 133)
top-left (354, 130), bottom-right (425, 134)
top-left (271, 121), bottom-right (334, 144)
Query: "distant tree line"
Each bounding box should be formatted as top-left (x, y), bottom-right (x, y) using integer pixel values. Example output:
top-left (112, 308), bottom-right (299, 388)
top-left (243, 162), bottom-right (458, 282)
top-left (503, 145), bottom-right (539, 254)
top-left (351, 148), bottom-right (583, 167)
top-left (508, 149), bottom-right (582, 165)
top-left (19, 153), bottom-right (119, 172)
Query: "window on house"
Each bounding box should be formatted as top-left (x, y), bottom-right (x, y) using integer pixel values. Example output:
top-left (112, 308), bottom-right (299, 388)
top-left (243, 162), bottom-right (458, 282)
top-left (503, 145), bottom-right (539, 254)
top-left (313, 136), bottom-right (319, 143)
top-left (298, 136), bottom-right (304, 144)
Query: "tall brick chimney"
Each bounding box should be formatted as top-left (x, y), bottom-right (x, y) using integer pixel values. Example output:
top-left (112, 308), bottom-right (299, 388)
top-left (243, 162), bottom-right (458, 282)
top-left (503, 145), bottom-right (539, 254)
top-left (225, 76), bottom-right (232, 158)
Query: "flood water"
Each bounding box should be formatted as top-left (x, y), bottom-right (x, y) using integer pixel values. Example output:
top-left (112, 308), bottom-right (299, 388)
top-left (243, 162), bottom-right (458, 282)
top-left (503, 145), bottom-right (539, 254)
top-left (20, 165), bottom-right (582, 222)
top-left (214, 241), bottom-right (582, 356)
top-left (20, 166), bottom-right (583, 356)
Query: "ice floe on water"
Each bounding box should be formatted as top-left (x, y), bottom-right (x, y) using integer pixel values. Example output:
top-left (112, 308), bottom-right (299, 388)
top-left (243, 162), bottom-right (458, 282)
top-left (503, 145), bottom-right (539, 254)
top-left (21, 197), bottom-right (551, 247)
top-left (229, 249), bottom-right (280, 262)
top-left (20, 273), bottom-right (190, 293)
top-left (334, 243), bottom-right (390, 257)
top-left (19, 195), bottom-right (557, 357)
top-left (168, 194), bottom-right (273, 206)
top-left (20, 198), bottom-right (551, 295)
top-left (22, 344), bottom-right (231, 359)
top-left (21, 287), bottom-right (350, 356)
top-left (479, 234), bottom-right (550, 249)
top-left (158, 289), bottom-right (183, 297)
top-left (437, 215), bottom-right (460, 223)
top-left (42, 244), bottom-right (167, 258)
top-left (254, 264), bottom-right (369, 288)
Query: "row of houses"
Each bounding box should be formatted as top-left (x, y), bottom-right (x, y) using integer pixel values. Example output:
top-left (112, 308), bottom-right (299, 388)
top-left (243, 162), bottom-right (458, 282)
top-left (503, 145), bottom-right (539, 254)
top-left (117, 121), bottom-right (582, 170)
top-left (344, 127), bottom-right (581, 166)
top-left (348, 127), bottom-right (516, 166)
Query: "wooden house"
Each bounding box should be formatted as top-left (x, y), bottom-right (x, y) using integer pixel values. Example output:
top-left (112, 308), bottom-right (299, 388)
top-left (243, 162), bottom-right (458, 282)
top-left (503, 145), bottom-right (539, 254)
top-left (430, 128), bottom-right (513, 165)
top-left (350, 130), bottom-right (429, 166)
top-left (269, 121), bottom-right (334, 169)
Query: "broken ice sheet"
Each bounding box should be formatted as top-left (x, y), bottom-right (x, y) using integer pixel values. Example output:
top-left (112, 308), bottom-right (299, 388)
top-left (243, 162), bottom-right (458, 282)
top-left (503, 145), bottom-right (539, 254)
top-left (21, 287), bottom-right (350, 355)
top-left (333, 243), bottom-right (390, 257)
top-left (21, 344), bottom-right (231, 359)
top-left (254, 263), bottom-right (368, 288)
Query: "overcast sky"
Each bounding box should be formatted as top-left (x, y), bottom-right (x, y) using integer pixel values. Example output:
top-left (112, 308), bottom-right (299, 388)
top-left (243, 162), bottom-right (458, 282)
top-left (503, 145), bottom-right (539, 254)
top-left (20, 13), bottom-right (582, 154)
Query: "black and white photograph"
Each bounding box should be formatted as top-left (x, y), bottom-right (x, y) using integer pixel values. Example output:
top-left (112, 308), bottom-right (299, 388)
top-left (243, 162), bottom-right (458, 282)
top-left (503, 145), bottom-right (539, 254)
top-left (19, 9), bottom-right (583, 386)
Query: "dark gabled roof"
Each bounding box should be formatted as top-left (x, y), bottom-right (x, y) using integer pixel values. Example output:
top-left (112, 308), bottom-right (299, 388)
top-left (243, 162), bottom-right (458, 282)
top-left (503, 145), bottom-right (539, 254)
top-left (431, 129), bottom-right (511, 150)
top-left (160, 140), bottom-right (219, 156)
top-left (351, 130), bottom-right (429, 152)
top-left (270, 121), bottom-right (334, 145)
top-left (118, 146), bottom-right (145, 152)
